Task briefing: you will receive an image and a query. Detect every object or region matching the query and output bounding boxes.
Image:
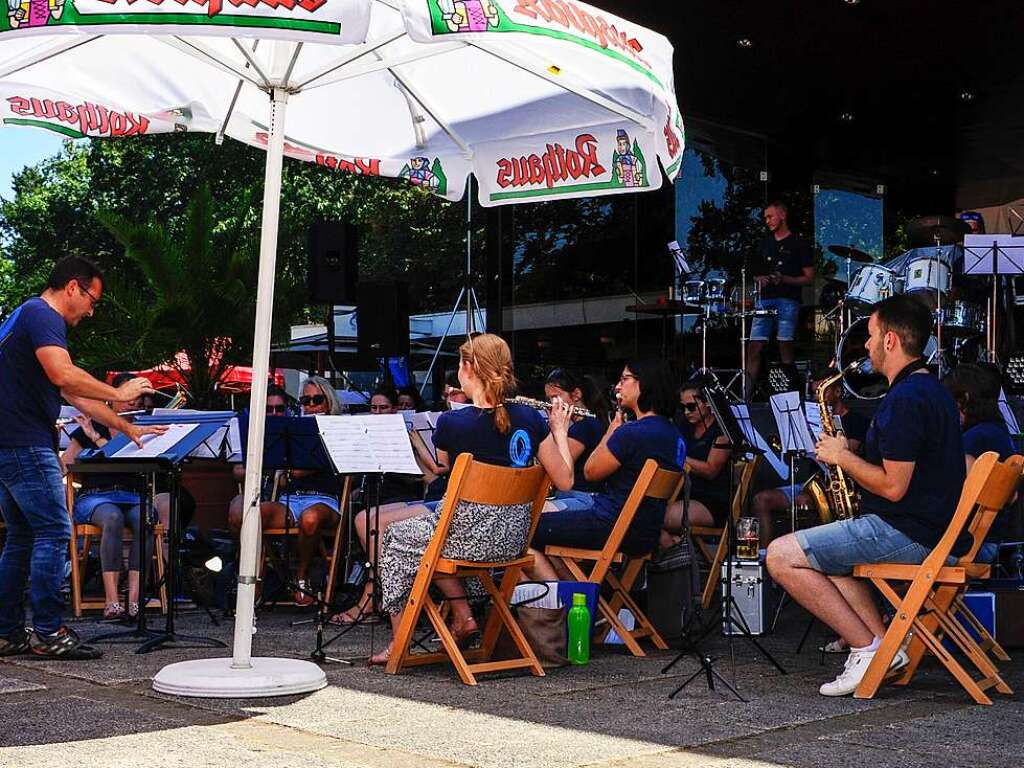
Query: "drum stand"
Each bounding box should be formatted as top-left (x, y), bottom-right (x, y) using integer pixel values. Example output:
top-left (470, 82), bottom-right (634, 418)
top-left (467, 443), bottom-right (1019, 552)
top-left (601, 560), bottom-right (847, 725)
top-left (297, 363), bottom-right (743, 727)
top-left (933, 234), bottom-right (946, 375)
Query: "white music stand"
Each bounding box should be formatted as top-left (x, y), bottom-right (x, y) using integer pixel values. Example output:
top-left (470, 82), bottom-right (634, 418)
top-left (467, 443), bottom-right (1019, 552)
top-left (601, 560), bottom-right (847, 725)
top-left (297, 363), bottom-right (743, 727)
top-left (963, 234), bottom-right (1024, 362)
top-left (770, 392), bottom-right (818, 536)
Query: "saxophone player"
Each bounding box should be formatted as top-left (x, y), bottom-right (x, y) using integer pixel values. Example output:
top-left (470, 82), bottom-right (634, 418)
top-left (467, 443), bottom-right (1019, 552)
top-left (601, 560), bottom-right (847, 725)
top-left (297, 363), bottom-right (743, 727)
top-left (766, 294), bottom-right (965, 697)
top-left (750, 366), bottom-right (868, 545)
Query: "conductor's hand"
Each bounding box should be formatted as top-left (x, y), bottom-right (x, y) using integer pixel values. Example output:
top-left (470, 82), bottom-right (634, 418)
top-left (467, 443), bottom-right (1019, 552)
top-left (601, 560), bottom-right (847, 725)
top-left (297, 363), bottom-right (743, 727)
top-left (115, 376), bottom-right (155, 403)
top-left (816, 433), bottom-right (849, 466)
top-left (548, 398), bottom-right (572, 436)
top-left (122, 422), bottom-right (168, 449)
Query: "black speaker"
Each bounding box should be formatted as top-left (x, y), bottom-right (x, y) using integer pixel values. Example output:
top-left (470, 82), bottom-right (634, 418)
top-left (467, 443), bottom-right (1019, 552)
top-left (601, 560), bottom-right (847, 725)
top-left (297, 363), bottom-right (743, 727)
top-left (307, 222), bottom-right (358, 305)
top-left (357, 282), bottom-right (410, 358)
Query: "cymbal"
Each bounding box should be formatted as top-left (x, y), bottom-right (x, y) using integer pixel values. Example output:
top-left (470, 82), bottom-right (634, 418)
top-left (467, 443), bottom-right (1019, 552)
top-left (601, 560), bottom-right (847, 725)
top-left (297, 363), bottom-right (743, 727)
top-left (907, 215), bottom-right (970, 247)
top-left (827, 245), bottom-right (873, 262)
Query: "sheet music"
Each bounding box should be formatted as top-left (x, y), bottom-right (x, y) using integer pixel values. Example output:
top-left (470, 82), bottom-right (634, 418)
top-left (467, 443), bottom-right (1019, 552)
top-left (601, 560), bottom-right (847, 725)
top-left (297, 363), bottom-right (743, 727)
top-left (150, 409), bottom-right (237, 459)
top-left (770, 392), bottom-right (817, 457)
top-left (316, 414), bottom-right (421, 475)
top-left (999, 389), bottom-right (1021, 435)
top-left (112, 423), bottom-right (199, 459)
top-left (804, 403), bottom-right (823, 440)
top-left (58, 405), bottom-right (81, 450)
top-left (731, 404), bottom-right (789, 479)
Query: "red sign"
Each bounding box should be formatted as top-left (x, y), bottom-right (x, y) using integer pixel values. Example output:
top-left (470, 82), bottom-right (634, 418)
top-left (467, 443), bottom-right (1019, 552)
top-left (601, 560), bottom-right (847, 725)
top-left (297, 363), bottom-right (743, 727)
top-left (7, 95), bottom-right (150, 137)
top-left (315, 154), bottom-right (382, 176)
top-left (95, 0), bottom-right (326, 19)
top-left (496, 133), bottom-right (606, 189)
top-left (512, 1), bottom-right (649, 67)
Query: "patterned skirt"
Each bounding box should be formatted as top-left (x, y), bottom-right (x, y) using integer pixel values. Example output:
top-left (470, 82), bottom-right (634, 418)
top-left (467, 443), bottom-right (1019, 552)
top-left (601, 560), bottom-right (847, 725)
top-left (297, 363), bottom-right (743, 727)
top-left (379, 496), bottom-right (532, 616)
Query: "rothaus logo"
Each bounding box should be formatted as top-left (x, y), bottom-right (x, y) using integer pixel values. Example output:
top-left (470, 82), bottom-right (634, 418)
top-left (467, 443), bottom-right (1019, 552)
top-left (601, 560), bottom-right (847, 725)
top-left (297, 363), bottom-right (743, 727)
top-left (6, 96), bottom-right (150, 136)
top-left (511, 1), bottom-right (649, 67)
top-left (94, 0), bottom-right (326, 19)
top-left (495, 133), bottom-right (605, 189)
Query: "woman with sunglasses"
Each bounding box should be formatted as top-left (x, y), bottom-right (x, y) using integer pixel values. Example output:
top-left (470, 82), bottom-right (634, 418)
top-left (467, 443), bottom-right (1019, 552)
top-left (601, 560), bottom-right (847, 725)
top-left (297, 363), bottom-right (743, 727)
top-left (529, 359), bottom-right (686, 579)
top-left (227, 381), bottom-right (344, 606)
top-left (660, 378), bottom-right (732, 547)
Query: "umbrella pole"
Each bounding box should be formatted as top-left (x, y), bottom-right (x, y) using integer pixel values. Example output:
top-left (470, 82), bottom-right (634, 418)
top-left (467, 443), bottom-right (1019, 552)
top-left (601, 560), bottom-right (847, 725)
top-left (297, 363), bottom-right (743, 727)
top-left (231, 87), bottom-right (288, 670)
top-left (153, 86), bottom-right (325, 697)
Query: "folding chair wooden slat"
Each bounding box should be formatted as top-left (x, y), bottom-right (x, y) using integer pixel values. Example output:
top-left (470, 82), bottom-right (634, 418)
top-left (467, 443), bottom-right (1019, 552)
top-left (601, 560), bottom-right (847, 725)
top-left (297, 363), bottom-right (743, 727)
top-left (544, 459), bottom-right (684, 658)
top-left (852, 452), bottom-right (1023, 704)
top-left (386, 454), bottom-right (551, 685)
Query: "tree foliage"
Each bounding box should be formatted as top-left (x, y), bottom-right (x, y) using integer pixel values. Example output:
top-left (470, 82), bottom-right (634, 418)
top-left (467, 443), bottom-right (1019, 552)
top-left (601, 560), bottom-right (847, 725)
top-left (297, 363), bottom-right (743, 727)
top-left (0, 134), bottom-right (481, 376)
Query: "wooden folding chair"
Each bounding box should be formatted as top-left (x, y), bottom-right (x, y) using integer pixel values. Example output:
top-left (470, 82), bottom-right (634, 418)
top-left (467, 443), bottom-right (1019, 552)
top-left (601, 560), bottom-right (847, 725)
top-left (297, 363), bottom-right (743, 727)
top-left (853, 452), bottom-right (1023, 704)
top-left (258, 476), bottom-right (351, 606)
top-left (691, 455), bottom-right (762, 610)
top-left (386, 453), bottom-right (551, 685)
top-left (64, 475), bottom-right (167, 617)
top-left (544, 459), bottom-right (685, 658)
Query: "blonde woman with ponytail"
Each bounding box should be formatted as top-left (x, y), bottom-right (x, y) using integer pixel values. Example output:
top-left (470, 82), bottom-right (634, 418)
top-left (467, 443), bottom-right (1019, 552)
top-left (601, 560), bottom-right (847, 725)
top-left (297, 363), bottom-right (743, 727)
top-left (368, 334), bottom-right (574, 665)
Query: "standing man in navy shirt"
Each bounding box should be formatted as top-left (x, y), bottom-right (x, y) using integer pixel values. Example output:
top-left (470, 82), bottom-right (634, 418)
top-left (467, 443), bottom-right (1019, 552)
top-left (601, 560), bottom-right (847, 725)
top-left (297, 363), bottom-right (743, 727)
top-left (0, 256), bottom-right (159, 660)
top-left (768, 294), bottom-right (965, 696)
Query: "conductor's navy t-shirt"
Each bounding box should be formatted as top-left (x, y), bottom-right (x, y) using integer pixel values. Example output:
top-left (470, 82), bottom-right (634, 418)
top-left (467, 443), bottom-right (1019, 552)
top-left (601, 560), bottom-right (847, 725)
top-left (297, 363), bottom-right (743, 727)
top-left (0, 298), bottom-right (67, 449)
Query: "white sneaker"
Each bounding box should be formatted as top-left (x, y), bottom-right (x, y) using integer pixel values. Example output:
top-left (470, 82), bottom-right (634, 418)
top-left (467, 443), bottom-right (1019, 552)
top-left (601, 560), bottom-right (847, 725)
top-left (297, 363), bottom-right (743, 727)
top-left (819, 646), bottom-right (910, 697)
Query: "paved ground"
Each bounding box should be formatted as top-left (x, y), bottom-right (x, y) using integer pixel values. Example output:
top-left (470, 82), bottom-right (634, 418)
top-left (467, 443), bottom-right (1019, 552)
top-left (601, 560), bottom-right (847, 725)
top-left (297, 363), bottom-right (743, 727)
top-left (0, 603), bottom-right (1020, 768)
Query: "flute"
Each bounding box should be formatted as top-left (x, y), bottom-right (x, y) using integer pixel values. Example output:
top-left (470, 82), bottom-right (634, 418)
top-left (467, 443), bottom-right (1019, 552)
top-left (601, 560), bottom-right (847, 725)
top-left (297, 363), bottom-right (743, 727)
top-left (506, 395), bottom-right (596, 420)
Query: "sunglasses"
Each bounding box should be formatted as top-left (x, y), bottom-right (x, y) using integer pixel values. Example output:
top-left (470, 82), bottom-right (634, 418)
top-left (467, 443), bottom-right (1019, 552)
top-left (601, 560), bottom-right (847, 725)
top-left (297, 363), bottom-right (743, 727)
top-left (267, 404), bottom-right (288, 414)
top-left (681, 402), bottom-right (700, 413)
top-left (299, 394), bottom-right (327, 407)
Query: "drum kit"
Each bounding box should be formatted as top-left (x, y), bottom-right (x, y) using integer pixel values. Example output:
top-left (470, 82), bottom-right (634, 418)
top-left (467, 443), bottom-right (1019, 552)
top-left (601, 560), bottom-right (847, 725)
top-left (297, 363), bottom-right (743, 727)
top-left (825, 215), bottom-right (977, 399)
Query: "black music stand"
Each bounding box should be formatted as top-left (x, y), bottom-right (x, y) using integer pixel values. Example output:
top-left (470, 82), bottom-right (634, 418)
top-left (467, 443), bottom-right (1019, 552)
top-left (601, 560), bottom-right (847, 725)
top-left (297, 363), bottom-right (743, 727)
top-left (76, 414), bottom-right (230, 653)
top-left (963, 235), bottom-right (1024, 363)
top-left (663, 383), bottom-right (786, 701)
top-left (239, 416), bottom-right (359, 663)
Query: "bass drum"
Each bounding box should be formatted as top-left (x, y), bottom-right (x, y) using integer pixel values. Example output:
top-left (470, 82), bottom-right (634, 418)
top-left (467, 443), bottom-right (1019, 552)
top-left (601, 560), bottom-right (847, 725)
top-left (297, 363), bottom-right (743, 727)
top-left (836, 317), bottom-right (889, 400)
top-left (837, 316), bottom-right (942, 399)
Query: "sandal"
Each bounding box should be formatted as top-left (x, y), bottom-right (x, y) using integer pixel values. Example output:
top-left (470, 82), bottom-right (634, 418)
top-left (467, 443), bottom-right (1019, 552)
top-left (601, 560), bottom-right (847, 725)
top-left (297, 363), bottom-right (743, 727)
top-left (0, 627), bottom-right (31, 657)
top-left (368, 646), bottom-right (391, 667)
top-left (330, 600), bottom-right (381, 626)
top-left (29, 626), bottom-right (103, 660)
top-left (103, 602), bottom-right (125, 621)
top-left (127, 602), bottom-right (140, 620)
top-left (451, 618), bottom-right (480, 650)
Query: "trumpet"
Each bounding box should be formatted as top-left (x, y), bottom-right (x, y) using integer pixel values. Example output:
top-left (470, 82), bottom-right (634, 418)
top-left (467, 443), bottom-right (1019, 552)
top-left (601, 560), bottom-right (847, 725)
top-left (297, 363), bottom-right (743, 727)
top-left (506, 395), bottom-right (595, 420)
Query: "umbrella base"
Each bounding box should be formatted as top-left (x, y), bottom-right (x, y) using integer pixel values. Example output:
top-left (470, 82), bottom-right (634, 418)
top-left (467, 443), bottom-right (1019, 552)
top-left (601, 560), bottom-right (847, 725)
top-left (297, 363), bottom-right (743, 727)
top-left (152, 656), bottom-right (326, 698)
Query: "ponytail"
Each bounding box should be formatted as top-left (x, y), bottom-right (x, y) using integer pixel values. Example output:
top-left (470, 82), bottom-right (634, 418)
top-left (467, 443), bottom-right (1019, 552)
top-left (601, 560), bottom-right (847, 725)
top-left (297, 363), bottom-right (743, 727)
top-left (459, 334), bottom-right (517, 434)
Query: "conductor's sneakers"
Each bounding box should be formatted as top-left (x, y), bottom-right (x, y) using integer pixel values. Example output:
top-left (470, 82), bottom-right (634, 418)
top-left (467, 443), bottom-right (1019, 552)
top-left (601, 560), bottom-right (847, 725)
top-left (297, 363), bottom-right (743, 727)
top-left (28, 626), bottom-right (103, 660)
top-left (820, 646), bottom-right (909, 697)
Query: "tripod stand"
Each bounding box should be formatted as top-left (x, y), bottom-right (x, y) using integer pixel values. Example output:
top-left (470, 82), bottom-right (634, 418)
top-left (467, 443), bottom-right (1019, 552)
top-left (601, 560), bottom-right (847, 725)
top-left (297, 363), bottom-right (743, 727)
top-left (662, 383), bottom-right (786, 699)
top-left (421, 185), bottom-right (485, 395)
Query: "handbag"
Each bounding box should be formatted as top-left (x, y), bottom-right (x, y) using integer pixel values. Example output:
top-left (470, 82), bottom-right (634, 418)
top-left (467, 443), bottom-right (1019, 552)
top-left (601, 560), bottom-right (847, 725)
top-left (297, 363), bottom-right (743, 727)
top-left (492, 582), bottom-right (569, 668)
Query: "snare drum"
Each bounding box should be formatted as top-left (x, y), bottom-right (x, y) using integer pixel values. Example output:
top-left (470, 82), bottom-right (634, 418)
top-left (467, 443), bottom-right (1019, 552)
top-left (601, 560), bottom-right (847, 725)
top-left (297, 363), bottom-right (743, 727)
top-left (682, 280), bottom-right (705, 306)
top-left (847, 265), bottom-right (900, 306)
top-left (944, 300), bottom-right (984, 337)
top-left (904, 257), bottom-right (950, 295)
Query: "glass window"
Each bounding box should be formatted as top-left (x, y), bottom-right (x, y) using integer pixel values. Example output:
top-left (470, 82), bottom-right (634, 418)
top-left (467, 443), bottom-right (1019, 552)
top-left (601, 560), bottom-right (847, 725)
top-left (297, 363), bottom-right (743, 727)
top-left (814, 187), bottom-right (884, 283)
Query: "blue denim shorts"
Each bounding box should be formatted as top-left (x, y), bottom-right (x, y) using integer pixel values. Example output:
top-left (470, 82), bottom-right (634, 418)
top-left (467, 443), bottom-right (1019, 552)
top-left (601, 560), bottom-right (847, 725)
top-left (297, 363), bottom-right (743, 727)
top-left (73, 489), bottom-right (145, 526)
top-left (547, 490), bottom-right (598, 512)
top-left (794, 514), bottom-right (934, 576)
top-left (750, 298), bottom-right (800, 342)
top-left (279, 493), bottom-right (340, 520)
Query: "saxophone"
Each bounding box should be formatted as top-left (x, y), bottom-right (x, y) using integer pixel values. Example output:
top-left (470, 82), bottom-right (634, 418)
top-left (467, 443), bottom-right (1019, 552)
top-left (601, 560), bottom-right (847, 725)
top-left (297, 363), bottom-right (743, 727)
top-left (812, 363), bottom-right (859, 521)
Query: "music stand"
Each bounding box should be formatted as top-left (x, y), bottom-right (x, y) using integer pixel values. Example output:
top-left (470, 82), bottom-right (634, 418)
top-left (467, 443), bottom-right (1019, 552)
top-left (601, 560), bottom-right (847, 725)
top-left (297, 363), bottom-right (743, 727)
top-left (963, 234), bottom-right (1024, 363)
top-left (77, 413), bottom-right (231, 653)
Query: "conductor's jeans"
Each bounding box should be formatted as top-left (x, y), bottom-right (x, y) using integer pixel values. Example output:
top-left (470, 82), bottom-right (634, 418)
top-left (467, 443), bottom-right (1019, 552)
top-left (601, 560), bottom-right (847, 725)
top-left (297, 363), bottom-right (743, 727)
top-left (0, 446), bottom-right (70, 637)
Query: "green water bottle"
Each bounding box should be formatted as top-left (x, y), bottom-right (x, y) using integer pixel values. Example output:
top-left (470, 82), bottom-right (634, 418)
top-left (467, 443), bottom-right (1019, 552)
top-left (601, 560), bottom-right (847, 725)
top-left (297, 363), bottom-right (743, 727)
top-left (567, 592), bottom-right (591, 666)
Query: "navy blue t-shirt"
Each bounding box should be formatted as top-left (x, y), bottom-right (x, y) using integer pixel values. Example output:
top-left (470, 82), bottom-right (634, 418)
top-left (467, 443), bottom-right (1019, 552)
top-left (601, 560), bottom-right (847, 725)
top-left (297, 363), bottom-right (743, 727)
top-left (860, 371), bottom-right (965, 550)
top-left (681, 421), bottom-right (730, 512)
top-left (0, 298), bottom-right (67, 449)
top-left (568, 416), bottom-right (605, 492)
top-left (433, 403), bottom-right (549, 468)
top-left (593, 415), bottom-right (686, 550)
top-left (963, 420), bottom-right (1016, 543)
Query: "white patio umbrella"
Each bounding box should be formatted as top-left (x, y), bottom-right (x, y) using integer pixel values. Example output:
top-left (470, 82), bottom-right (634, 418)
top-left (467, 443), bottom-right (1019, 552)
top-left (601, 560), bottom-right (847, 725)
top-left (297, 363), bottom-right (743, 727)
top-left (0, 0), bottom-right (683, 697)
